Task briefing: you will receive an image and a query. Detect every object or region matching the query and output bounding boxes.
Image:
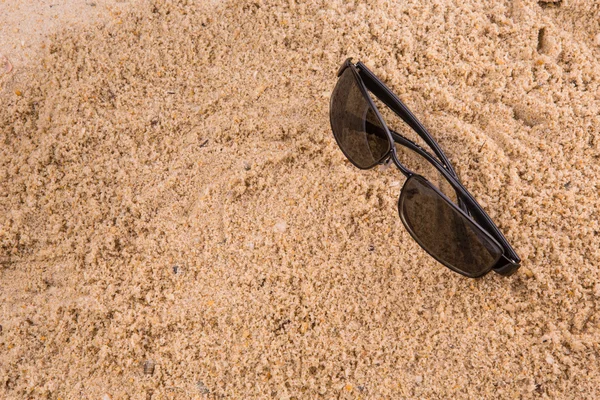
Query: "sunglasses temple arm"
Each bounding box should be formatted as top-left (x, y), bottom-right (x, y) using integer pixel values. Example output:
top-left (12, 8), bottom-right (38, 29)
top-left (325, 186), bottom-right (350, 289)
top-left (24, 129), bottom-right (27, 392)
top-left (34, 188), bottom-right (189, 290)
top-left (356, 62), bottom-right (459, 178)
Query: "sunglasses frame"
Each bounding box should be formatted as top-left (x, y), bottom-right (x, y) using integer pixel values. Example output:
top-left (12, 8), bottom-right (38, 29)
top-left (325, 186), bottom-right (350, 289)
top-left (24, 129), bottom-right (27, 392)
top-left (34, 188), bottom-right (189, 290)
top-left (331, 58), bottom-right (521, 277)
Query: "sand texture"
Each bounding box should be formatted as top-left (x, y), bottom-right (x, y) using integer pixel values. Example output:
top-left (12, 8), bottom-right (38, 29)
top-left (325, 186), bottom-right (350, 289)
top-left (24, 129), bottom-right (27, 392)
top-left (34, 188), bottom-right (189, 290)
top-left (1, 0), bottom-right (600, 398)
top-left (0, 0), bottom-right (137, 71)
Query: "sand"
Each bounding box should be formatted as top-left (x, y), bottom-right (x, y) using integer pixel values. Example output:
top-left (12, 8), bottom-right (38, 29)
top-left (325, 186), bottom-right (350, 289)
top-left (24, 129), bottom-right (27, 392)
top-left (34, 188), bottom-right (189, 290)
top-left (0, 0), bottom-right (137, 71)
top-left (1, 0), bottom-right (600, 398)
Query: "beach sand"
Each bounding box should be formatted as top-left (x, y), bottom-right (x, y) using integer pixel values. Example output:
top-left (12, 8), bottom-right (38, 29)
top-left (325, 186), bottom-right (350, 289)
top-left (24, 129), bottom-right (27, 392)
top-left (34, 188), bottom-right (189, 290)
top-left (1, 0), bottom-right (600, 398)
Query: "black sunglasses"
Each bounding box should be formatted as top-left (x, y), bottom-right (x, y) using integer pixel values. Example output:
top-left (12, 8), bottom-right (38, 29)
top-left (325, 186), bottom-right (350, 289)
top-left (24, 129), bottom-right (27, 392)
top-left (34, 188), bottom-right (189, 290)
top-left (329, 58), bottom-right (521, 278)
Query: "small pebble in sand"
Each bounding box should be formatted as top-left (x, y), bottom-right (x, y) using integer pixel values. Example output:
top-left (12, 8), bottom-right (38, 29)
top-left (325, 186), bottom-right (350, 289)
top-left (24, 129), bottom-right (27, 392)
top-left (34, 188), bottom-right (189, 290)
top-left (143, 360), bottom-right (156, 375)
top-left (415, 375), bottom-right (423, 384)
top-left (368, 244), bottom-right (375, 252)
top-left (525, 269), bottom-right (535, 278)
top-left (1, 55), bottom-right (12, 75)
top-left (196, 381), bottom-right (210, 394)
top-left (274, 221), bottom-right (287, 233)
top-left (172, 265), bottom-right (179, 274)
top-left (243, 161), bottom-right (251, 170)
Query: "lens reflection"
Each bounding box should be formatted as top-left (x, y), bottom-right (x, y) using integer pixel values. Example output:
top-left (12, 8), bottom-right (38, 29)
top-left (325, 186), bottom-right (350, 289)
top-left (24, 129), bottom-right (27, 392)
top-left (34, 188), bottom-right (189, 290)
top-left (330, 68), bottom-right (390, 169)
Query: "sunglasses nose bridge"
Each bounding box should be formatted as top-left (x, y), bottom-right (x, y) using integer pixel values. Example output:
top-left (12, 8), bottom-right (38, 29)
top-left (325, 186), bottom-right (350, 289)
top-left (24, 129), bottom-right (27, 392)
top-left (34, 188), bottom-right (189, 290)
top-left (389, 150), bottom-right (414, 178)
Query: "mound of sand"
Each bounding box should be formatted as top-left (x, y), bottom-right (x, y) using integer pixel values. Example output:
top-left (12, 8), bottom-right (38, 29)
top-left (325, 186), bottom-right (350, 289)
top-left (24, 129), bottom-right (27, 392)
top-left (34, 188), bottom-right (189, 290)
top-left (1, 0), bottom-right (600, 398)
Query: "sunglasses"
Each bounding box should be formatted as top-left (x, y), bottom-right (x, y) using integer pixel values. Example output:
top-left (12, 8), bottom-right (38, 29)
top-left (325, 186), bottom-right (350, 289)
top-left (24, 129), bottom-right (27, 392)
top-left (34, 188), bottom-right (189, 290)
top-left (329, 59), bottom-right (521, 278)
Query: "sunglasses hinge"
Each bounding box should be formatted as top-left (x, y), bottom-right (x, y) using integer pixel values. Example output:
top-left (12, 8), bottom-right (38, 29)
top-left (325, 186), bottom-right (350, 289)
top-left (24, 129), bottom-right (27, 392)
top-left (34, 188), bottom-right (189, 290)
top-left (337, 58), bottom-right (354, 77)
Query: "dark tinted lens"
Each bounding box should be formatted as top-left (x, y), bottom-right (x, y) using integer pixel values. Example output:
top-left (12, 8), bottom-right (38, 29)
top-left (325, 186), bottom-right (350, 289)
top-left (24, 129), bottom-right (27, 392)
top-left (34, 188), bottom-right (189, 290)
top-left (330, 68), bottom-right (391, 169)
top-left (399, 175), bottom-right (502, 277)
